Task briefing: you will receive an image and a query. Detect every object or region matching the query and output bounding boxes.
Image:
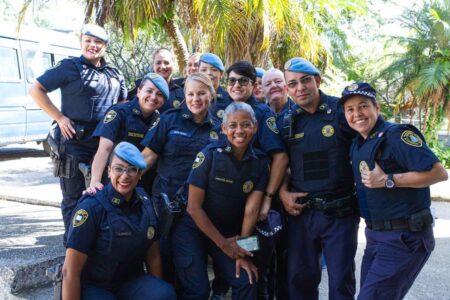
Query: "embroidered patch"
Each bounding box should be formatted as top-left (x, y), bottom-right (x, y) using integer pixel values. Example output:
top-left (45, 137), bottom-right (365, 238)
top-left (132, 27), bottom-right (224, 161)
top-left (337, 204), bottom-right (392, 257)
top-left (319, 104), bottom-right (327, 110)
top-left (128, 132), bottom-right (144, 138)
top-left (243, 181), bottom-right (254, 193)
top-left (192, 152), bottom-right (205, 169)
top-left (215, 176), bottom-right (234, 184)
top-left (284, 59), bottom-right (292, 70)
top-left (112, 197), bottom-right (121, 205)
top-left (266, 117), bottom-right (279, 134)
top-left (182, 113), bottom-right (190, 119)
top-left (132, 108), bottom-right (140, 115)
top-left (347, 83), bottom-right (359, 91)
top-left (72, 209), bottom-right (88, 227)
top-left (103, 110), bottom-right (117, 123)
top-left (401, 130), bottom-right (422, 147)
top-left (294, 132), bottom-right (304, 139)
top-left (224, 146), bottom-right (232, 152)
top-left (149, 117), bottom-right (160, 131)
top-left (217, 110), bottom-right (225, 119)
top-left (147, 226), bottom-right (155, 239)
top-left (322, 125), bottom-right (334, 137)
top-left (359, 161), bottom-right (369, 173)
top-left (210, 131), bottom-right (219, 140)
top-left (173, 100), bottom-right (181, 108)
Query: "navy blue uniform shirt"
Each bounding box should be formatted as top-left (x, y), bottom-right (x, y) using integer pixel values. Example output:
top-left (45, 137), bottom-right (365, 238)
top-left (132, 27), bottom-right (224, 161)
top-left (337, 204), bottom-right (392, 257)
top-left (158, 79), bottom-right (185, 113)
top-left (37, 56), bottom-right (127, 123)
top-left (350, 117), bottom-right (439, 220)
top-left (279, 91), bottom-right (356, 198)
top-left (210, 86), bottom-right (232, 120)
top-left (188, 140), bottom-right (270, 237)
top-left (93, 98), bottom-right (159, 151)
top-left (141, 106), bottom-right (221, 198)
top-left (67, 183), bottom-right (159, 289)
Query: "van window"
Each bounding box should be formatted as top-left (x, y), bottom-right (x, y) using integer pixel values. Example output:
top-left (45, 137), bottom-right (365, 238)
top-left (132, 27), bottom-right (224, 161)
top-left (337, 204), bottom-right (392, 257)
top-left (0, 46), bottom-right (21, 82)
top-left (24, 49), bottom-right (52, 83)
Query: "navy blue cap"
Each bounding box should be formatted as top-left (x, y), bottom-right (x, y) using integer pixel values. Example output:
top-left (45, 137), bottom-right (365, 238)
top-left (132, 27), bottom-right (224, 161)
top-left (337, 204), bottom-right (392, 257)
top-left (113, 142), bottom-right (147, 169)
top-left (284, 57), bottom-right (320, 76)
top-left (81, 24), bottom-right (108, 43)
top-left (200, 53), bottom-right (225, 72)
top-left (143, 72), bottom-right (169, 101)
top-left (256, 210), bottom-right (283, 237)
top-left (255, 67), bottom-right (266, 78)
top-left (340, 82), bottom-right (377, 105)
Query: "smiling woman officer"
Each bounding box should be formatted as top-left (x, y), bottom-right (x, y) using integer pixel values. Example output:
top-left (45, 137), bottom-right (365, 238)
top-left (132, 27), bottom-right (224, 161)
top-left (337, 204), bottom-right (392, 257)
top-left (29, 24), bottom-right (127, 245)
top-left (62, 142), bottom-right (175, 300)
top-left (340, 82), bottom-right (448, 300)
top-left (86, 73), bottom-right (168, 196)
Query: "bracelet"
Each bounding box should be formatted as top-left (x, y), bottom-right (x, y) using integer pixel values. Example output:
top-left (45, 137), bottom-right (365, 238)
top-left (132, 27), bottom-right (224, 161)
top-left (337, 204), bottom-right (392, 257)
top-left (264, 191), bottom-right (275, 199)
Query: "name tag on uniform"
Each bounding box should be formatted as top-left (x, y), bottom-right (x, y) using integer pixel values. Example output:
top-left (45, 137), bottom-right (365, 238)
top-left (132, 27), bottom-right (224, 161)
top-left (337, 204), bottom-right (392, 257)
top-left (116, 231), bottom-right (132, 237)
top-left (128, 132), bottom-right (144, 138)
top-left (215, 176), bottom-right (234, 184)
top-left (169, 130), bottom-right (191, 137)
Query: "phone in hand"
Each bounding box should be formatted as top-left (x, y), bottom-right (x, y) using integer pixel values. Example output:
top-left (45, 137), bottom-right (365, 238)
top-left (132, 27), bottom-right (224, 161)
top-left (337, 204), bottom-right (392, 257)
top-left (237, 235), bottom-right (260, 252)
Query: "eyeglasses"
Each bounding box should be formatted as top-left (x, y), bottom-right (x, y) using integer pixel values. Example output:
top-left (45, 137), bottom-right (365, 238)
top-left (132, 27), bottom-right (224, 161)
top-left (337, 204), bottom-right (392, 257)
top-left (111, 165), bottom-right (140, 176)
top-left (227, 77), bottom-right (252, 86)
top-left (287, 75), bottom-right (314, 89)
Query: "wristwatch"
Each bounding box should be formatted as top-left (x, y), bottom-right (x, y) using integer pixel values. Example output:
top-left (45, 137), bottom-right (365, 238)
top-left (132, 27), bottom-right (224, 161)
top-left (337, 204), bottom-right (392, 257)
top-left (264, 191), bottom-right (275, 199)
top-left (385, 174), bottom-right (395, 189)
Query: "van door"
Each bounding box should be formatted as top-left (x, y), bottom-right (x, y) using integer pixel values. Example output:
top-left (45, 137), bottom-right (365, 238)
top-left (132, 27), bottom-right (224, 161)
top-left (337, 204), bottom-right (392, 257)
top-left (0, 38), bottom-right (26, 145)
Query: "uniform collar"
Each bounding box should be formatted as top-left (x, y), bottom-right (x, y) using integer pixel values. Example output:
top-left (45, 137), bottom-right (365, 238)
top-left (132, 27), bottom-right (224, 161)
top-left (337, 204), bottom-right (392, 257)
top-left (243, 95), bottom-right (258, 107)
top-left (79, 55), bottom-right (107, 69)
top-left (169, 79), bottom-right (182, 90)
top-left (291, 90), bottom-right (333, 116)
top-left (130, 97), bottom-right (159, 122)
top-left (181, 105), bottom-right (214, 125)
top-left (221, 139), bottom-right (257, 161)
top-left (105, 183), bottom-right (139, 208)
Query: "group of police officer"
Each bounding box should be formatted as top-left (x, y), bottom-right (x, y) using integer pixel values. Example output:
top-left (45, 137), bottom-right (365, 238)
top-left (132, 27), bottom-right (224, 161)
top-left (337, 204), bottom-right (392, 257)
top-left (29, 24), bottom-right (448, 300)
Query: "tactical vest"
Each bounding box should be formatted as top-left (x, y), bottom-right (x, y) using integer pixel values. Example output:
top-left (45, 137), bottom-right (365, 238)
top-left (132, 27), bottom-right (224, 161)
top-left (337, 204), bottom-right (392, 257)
top-left (81, 188), bottom-right (159, 288)
top-left (350, 122), bottom-right (431, 220)
top-left (204, 147), bottom-right (263, 237)
top-left (287, 99), bottom-right (354, 197)
top-left (61, 58), bottom-right (122, 123)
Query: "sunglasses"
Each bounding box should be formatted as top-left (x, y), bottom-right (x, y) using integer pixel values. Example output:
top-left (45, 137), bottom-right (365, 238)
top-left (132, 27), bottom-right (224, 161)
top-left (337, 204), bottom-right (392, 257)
top-left (227, 77), bottom-right (253, 86)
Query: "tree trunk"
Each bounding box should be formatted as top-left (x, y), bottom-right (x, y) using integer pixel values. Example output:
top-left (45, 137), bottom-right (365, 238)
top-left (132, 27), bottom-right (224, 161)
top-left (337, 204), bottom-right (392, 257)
top-left (163, 18), bottom-right (189, 76)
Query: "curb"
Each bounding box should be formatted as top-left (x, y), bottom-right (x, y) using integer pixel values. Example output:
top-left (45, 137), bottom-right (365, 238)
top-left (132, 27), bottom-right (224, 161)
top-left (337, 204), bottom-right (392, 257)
top-left (0, 195), bottom-right (60, 208)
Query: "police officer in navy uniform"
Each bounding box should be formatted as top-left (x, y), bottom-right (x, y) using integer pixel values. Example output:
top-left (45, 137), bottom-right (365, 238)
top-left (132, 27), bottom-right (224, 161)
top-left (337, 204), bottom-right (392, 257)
top-left (29, 24), bottom-right (127, 244)
top-left (86, 73), bottom-right (169, 196)
top-left (152, 48), bottom-right (185, 113)
top-left (173, 102), bottom-right (270, 300)
top-left (340, 82), bottom-right (448, 300)
top-left (198, 52), bottom-right (232, 121)
top-left (173, 52), bottom-right (202, 88)
top-left (279, 58), bottom-right (359, 300)
top-left (226, 61), bottom-right (288, 222)
top-left (253, 68), bottom-right (266, 103)
top-left (141, 73), bottom-right (221, 282)
top-left (62, 142), bottom-right (176, 299)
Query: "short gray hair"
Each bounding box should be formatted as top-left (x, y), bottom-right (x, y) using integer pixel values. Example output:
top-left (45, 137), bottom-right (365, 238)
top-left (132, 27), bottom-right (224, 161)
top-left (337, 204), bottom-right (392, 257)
top-left (262, 68), bottom-right (285, 85)
top-left (222, 102), bottom-right (257, 125)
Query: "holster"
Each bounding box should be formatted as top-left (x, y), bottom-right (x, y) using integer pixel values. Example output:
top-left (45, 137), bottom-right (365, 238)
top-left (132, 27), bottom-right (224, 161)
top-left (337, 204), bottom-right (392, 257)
top-left (78, 162), bottom-right (92, 189)
top-left (155, 187), bottom-right (186, 237)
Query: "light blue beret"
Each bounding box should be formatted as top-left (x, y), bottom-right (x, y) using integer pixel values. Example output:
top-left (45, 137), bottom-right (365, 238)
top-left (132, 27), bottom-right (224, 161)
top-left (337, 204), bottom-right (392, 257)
top-left (255, 67), bottom-right (266, 78)
top-left (200, 53), bottom-right (225, 72)
top-left (81, 24), bottom-right (108, 43)
top-left (144, 72), bottom-right (169, 101)
top-left (284, 57), bottom-right (320, 76)
top-left (113, 142), bottom-right (147, 170)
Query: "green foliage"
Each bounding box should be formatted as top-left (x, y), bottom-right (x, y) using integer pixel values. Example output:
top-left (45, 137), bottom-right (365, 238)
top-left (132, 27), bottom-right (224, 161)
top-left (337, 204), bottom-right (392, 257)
top-left (429, 141), bottom-right (450, 169)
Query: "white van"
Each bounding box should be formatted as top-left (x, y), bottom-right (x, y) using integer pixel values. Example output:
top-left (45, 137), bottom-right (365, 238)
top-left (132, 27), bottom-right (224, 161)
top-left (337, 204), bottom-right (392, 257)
top-left (0, 22), bottom-right (80, 146)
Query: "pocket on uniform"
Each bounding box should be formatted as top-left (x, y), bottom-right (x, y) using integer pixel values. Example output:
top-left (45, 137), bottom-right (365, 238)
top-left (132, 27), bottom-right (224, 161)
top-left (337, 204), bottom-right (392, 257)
top-left (398, 232), bottom-right (425, 253)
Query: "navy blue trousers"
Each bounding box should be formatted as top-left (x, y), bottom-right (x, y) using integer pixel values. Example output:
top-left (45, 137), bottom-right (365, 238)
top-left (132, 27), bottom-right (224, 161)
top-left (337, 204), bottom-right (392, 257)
top-left (81, 274), bottom-right (176, 299)
top-left (357, 226), bottom-right (434, 300)
top-left (171, 214), bottom-right (257, 300)
top-left (287, 209), bottom-right (359, 300)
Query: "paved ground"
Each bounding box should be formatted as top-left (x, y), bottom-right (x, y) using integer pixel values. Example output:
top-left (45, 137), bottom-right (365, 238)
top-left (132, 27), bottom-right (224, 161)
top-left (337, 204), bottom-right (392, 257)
top-left (1, 143), bottom-right (449, 299)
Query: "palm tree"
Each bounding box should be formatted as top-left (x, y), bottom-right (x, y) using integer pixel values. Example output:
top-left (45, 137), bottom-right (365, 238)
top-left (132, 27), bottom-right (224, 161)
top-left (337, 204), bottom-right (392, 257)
top-left (380, 0), bottom-right (450, 142)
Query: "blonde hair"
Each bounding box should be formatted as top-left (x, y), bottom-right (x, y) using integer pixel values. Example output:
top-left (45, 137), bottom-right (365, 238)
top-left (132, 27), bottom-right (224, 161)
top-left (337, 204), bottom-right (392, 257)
top-left (184, 72), bottom-right (216, 100)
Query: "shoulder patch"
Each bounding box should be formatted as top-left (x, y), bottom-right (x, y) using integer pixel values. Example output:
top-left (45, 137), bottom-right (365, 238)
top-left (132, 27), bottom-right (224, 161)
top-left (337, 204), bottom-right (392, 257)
top-left (173, 100), bottom-right (181, 108)
top-left (401, 130), bottom-right (423, 147)
top-left (104, 110), bottom-right (117, 124)
top-left (147, 226), bottom-right (156, 239)
top-left (243, 180), bottom-right (254, 193)
top-left (322, 125), bottom-right (334, 137)
top-left (359, 161), bottom-right (369, 173)
top-left (217, 110), bottom-right (225, 119)
top-left (192, 152), bottom-right (206, 169)
top-left (72, 209), bottom-right (88, 227)
top-left (210, 131), bottom-right (219, 140)
top-left (149, 117), bottom-right (160, 131)
top-left (266, 116), bottom-right (279, 134)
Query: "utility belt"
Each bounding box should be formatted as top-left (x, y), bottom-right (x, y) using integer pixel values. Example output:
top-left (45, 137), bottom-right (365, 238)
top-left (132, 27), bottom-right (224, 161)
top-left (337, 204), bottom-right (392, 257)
top-left (297, 192), bottom-right (358, 218)
top-left (154, 185), bottom-right (187, 237)
top-left (365, 208), bottom-right (433, 232)
top-left (46, 121), bottom-right (96, 179)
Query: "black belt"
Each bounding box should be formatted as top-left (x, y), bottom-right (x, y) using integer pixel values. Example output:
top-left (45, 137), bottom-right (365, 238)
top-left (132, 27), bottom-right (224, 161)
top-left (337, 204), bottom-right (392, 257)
top-left (297, 194), bottom-right (354, 210)
top-left (366, 209), bottom-right (433, 232)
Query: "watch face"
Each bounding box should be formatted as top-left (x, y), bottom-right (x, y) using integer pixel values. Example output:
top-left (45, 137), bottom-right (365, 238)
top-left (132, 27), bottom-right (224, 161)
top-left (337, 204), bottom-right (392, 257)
top-left (386, 179), bottom-right (395, 188)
